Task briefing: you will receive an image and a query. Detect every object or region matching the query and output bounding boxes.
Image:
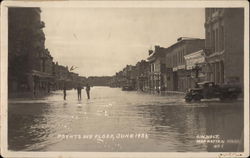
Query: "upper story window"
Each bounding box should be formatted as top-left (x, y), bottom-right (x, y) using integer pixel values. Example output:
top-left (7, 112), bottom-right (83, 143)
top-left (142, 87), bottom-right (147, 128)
top-left (220, 25), bottom-right (224, 51)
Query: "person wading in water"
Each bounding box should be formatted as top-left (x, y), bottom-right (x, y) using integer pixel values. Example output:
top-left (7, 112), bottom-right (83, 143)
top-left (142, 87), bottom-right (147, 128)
top-left (86, 83), bottom-right (91, 99)
top-left (63, 84), bottom-right (67, 100)
top-left (77, 84), bottom-right (83, 100)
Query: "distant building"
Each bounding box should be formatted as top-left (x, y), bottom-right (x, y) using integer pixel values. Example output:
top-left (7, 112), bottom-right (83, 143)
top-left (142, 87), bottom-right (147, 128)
top-left (134, 60), bottom-right (150, 91)
top-left (110, 71), bottom-right (124, 87)
top-left (122, 65), bottom-right (137, 89)
top-left (56, 65), bottom-right (70, 89)
top-left (204, 8), bottom-right (244, 87)
top-left (87, 76), bottom-right (113, 86)
top-left (147, 46), bottom-right (167, 92)
top-left (165, 38), bottom-right (205, 92)
top-left (79, 76), bottom-right (87, 85)
top-left (69, 72), bottom-right (80, 88)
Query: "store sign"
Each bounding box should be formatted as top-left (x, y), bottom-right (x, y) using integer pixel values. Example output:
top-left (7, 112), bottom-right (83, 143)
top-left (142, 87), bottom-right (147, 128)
top-left (185, 52), bottom-right (205, 70)
top-left (173, 67), bottom-right (178, 72)
top-left (178, 65), bottom-right (186, 70)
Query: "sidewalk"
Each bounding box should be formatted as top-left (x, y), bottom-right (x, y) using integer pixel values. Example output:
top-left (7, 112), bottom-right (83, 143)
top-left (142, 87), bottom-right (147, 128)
top-left (140, 89), bottom-right (185, 96)
top-left (160, 90), bottom-right (185, 95)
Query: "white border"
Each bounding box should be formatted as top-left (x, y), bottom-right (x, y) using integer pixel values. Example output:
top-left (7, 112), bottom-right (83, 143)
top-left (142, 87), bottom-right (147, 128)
top-left (1, 1), bottom-right (249, 158)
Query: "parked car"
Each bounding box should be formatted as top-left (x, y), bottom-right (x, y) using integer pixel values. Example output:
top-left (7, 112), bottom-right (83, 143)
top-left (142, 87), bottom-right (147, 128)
top-left (184, 81), bottom-right (241, 102)
top-left (122, 85), bottom-right (134, 91)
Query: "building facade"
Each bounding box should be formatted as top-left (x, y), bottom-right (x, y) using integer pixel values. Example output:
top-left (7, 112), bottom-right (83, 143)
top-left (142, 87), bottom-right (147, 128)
top-left (204, 8), bottom-right (244, 87)
top-left (165, 38), bottom-right (205, 92)
top-left (184, 49), bottom-right (207, 88)
top-left (8, 8), bottom-right (51, 97)
top-left (147, 46), bottom-right (167, 92)
top-left (8, 8), bottom-right (88, 98)
top-left (134, 60), bottom-right (150, 91)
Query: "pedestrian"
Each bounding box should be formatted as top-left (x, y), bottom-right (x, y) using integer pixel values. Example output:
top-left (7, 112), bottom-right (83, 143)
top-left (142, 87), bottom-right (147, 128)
top-left (63, 84), bottom-right (67, 100)
top-left (86, 83), bottom-right (91, 99)
top-left (77, 84), bottom-right (83, 100)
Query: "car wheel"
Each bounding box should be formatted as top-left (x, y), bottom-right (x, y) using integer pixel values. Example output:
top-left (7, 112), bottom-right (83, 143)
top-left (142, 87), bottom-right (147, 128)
top-left (193, 95), bottom-right (201, 101)
top-left (185, 97), bottom-right (192, 102)
top-left (219, 95), bottom-right (226, 101)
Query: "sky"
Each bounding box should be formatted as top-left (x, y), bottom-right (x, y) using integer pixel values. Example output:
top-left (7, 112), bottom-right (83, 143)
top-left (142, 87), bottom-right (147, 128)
top-left (41, 8), bottom-right (205, 77)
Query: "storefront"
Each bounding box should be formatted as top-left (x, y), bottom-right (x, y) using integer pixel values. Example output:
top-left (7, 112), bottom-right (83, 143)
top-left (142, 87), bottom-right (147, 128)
top-left (29, 70), bottom-right (54, 97)
top-left (184, 50), bottom-right (206, 89)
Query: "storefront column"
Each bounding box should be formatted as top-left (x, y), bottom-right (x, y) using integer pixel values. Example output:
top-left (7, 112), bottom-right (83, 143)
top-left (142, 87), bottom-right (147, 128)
top-left (220, 61), bottom-right (224, 84)
top-left (27, 74), bottom-right (34, 95)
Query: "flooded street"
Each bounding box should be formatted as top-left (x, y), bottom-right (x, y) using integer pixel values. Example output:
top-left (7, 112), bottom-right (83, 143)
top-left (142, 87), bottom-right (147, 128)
top-left (8, 87), bottom-right (243, 152)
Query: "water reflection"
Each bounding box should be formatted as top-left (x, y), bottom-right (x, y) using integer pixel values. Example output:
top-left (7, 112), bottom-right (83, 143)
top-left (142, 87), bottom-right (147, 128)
top-left (8, 87), bottom-right (244, 152)
top-left (8, 103), bottom-right (51, 151)
top-left (136, 101), bottom-right (243, 152)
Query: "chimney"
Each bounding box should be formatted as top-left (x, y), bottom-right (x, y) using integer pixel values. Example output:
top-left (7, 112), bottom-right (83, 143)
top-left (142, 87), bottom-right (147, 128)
top-left (155, 45), bottom-right (160, 50)
top-left (177, 37), bottom-right (182, 41)
top-left (155, 45), bottom-right (164, 53)
top-left (148, 49), bottom-right (153, 56)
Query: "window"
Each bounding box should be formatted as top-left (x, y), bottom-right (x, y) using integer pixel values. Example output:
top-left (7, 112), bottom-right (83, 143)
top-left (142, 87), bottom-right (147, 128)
top-left (216, 28), bottom-right (219, 52)
top-left (180, 51), bottom-right (182, 64)
top-left (183, 50), bottom-right (185, 64)
top-left (177, 52), bottom-right (179, 64)
top-left (206, 31), bottom-right (210, 48)
top-left (205, 9), bottom-right (210, 21)
top-left (178, 51), bottom-right (180, 64)
top-left (220, 26), bottom-right (224, 51)
top-left (172, 55), bottom-right (174, 67)
top-left (181, 50), bottom-right (182, 64)
top-left (212, 30), bottom-right (215, 52)
top-left (175, 53), bottom-right (177, 65)
top-left (209, 8), bottom-right (212, 17)
top-left (42, 59), bottom-right (45, 72)
top-left (171, 55), bottom-right (173, 67)
top-left (215, 29), bottom-right (217, 52)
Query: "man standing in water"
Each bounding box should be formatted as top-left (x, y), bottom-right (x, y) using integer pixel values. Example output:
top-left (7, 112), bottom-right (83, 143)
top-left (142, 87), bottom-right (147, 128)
top-left (63, 84), bottom-right (67, 100)
top-left (86, 83), bottom-right (91, 99)
top-left (77, 84), bottom-right (83, 100)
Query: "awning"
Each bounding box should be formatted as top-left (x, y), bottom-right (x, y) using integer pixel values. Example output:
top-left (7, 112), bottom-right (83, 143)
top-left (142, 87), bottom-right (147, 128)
top-left (184, 50), bottom-right (205, 70)
top-left (31, 70), bottom-right (54, 78)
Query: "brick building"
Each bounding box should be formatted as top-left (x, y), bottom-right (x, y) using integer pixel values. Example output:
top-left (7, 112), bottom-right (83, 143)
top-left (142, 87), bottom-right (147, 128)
top-left (8, 8), bottom-right (87, 97)
top-left (147, 46), bottom-right (167, 92)
top-left (184, 49), bottom-right (207, 88)
top-left (122, 65), bottom-right (137, 89)
top-left (8, 8), bottom-right (53, 97)
top-left (204, 8), bottom-right (244, 87)
top-left (134, 60), bottom-right (150, 91)
top-left (165, 38), bottom-right (205, 92)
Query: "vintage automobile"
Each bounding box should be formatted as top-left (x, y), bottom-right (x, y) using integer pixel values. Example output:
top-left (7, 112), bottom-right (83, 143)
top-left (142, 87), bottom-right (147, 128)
top-left (122, 84), bottom-right (134, 91)
top-left (184, 81), bottom-right (242, 102)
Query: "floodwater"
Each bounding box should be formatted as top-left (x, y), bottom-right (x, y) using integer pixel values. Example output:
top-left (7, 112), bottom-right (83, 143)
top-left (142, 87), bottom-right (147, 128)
top-left (8, 87), bottom-right (244, 152)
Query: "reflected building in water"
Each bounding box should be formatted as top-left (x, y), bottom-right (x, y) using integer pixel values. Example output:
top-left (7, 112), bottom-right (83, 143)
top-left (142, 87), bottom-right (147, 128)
top-left (138, 101), bottom-right (243, 152)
